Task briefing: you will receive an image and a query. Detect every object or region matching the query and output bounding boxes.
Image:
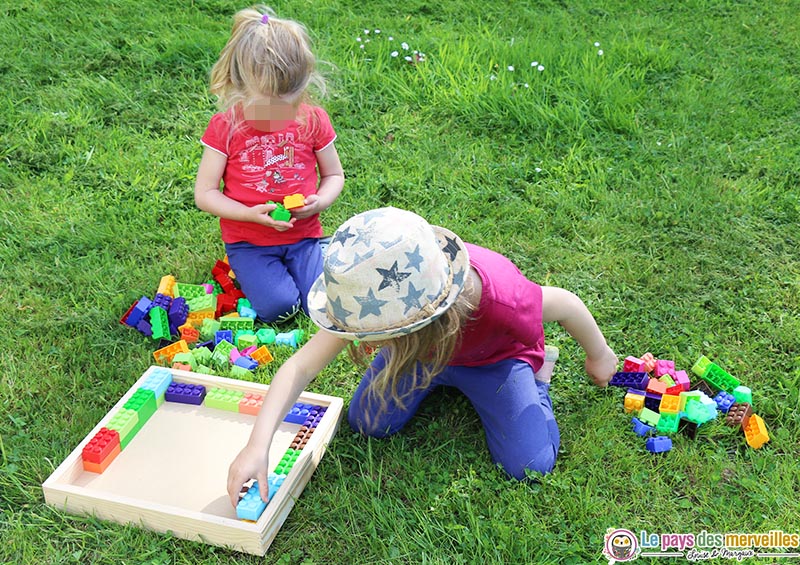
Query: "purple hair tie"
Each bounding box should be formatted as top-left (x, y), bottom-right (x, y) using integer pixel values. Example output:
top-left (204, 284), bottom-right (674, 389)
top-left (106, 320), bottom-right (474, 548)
top-left (261, 14), bottom-right (269, 24)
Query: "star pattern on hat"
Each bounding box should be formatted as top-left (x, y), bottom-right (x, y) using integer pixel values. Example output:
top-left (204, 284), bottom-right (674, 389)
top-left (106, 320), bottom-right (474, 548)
top-left (442, 235), bottom-right (461, 261)
top-left (326, 247), bottom-right (348, 269)
top-left (328, 295), bottom-right (353, 325)
top-left (404, 244), bottom-right (424, 272)
top-left (400, 281), bottom-right (424, 314)
top-left (354, 288), bottom-right (388, 319)
top-left (376, 260), bottom-right (411, 292)
top-left (331, 225), bottom-right (356, 247)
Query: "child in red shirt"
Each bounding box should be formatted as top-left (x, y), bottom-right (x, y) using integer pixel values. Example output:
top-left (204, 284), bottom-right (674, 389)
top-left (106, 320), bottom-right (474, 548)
top-left (195, 7), bottom-right (344, 322)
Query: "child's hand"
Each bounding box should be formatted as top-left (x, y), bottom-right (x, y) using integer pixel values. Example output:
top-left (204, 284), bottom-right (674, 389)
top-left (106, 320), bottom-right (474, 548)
top-left (250, 203), bottom-right (296, 231)
top-left (227, 444), bottom-right (270, 507)
top-left (584, 345), bottom-right (618, 387)
top-left (288, 194), bottom-right (321, 219)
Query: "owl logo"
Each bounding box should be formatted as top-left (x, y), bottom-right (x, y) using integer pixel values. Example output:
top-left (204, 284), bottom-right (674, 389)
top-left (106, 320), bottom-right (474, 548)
top-left (602, 528), bottom-right (639, 563)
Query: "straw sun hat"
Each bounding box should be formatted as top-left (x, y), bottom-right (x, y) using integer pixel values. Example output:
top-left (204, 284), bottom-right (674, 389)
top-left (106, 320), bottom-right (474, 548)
top-left (307, 207), bottom-right (470, 341)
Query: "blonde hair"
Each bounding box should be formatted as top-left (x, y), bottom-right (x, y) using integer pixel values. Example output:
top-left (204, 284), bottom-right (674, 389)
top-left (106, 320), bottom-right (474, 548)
top-left (349, 292), bottom-right (475, 430)
top-left (209, 6), bottom-right (325, 132)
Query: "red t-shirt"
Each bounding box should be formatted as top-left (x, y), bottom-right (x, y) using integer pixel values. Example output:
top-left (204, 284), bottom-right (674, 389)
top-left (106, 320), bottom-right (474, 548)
top-left (450, 243), bottom-right (545, 372)
top-left (200, 104), bottom-right (337, 246)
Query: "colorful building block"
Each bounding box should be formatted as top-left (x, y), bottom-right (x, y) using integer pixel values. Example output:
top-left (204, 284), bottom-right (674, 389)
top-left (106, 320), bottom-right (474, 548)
top-left (609, 372), bottom-right (649, 389)
top-left (673, 370), bottom-right (690, 391)
top-left (175, 283), bottom-right (207, 299)
top-left (284, 403), bottom-right (316, 425)
top-left (237, 481), bottom-right (268, 521)
top-left (659, 394), bottom-right (681, 414)
top-left (256, 328), bottom-right (276, 345)
top-left (703, 363), bottom-right (740, 393)
top-left (644, 392), bottom-right (662, 412)
top-left (239, 393), bottom-right (263, 416)
top-left (743, 413), bottom-right (769, 449)
top-left (283, 193), bottom-right (306, 210)
top-left (106, 408), bottom-right (139, 449)
top-left (153, 340), bottom-right (189, 365)
top-left (623, 390), bottom-right (645, 413)
top-left (623, 356), bottom-right (647, 373)
top-left (645, 378), bottom-right (668, 396)
top-left (733, 385), bottom-right (752, 405)
top-left (251, 345), bottom-right (274, 366)
top-left (656, 413), bottom-right (680, 433)
top-left (157, 275), bottom-right (176, 297)
top-left (691, 355), bottom-right (712, 378)
top-left (81, 428), bottom-right (121, 473)
top-left (268, 202), bottom-right (291, 221)
top-left (125, 296), bottom-right (153, 327)
top-left (139, 368), bottom-right (173, 402)
top-left (713, 391), bottom-right (735, 412)
top-left (725, 402), bottom-right (752, 428)
top-left (149, 306), bottom-right (171, 340)
top-left (164, 382), bottom-right (206, 405)
top-left (234, 356), bottom-right (258, 371)
top-left (205, 388), bottom-right (244, 412)
top-left (637, 407), bottom-right (660, 427)
top-left (645, 436), bottom-right (672, 454)
top-left (654, 359), bottom-right (675, 378)
top-left (275, 329), bottom-right (304, 348)
top-left (639, 352), bottom-right (656, 373)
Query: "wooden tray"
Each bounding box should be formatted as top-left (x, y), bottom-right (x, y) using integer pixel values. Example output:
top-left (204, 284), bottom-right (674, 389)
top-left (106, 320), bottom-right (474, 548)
top-left (42, 366), bottom-right (343, 555)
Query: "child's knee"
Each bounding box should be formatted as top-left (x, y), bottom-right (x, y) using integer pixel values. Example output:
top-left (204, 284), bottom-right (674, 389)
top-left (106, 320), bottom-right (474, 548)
top-left (499, 446), bottom-right (557, 480)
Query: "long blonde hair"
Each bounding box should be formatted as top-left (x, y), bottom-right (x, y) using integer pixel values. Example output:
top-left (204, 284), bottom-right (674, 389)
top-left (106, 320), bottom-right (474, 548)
top-left (209, 6), bottom-right (325, 134)
top-left (349, 292), bottom-right (475, 429)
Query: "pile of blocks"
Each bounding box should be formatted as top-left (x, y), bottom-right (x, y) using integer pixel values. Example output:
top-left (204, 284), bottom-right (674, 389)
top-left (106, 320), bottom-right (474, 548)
top-left (610, 353), bottom-right (770, 454)
top-left (120, 258), bottom-right (305, 378)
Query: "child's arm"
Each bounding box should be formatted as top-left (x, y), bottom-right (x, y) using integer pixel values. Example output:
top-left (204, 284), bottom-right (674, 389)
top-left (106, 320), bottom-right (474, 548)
top-left (194, 147), bottom-right (295, 231)
top-left (290, 143), bottom-right (345, 219)
top-left (540, 285), bottom-right (618, 386)
top-left (226, 330), bottom-right (348, 506)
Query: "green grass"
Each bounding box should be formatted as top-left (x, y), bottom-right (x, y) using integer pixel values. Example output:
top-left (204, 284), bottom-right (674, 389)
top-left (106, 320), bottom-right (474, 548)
top-left (2, 0), bottom-right (799, 563)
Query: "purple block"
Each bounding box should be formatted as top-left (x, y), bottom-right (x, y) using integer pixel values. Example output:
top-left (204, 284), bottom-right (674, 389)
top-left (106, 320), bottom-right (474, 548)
top-left (152, 292), bottom-right (173, 310)
top-left (610, 372), bottom-right (649, 389)
top-left (644, 392), bottom-right (662, 411)
top-left (126, 296), bottom-right (153, 327)
top-left (136, 317), bottom-right (153, 337)
top-left (645, 435), bottom-right (672, 454)
top-left (165, 382), bottom-right (206, 405)
top-left (168, 297), bottom-right (189, 330)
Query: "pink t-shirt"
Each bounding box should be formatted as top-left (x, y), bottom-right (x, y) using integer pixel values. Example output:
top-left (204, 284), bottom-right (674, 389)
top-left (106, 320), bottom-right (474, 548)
top-left (450, 243), bottom-right (545, 372)
top-left (200, 104), bottom-right (337, 246)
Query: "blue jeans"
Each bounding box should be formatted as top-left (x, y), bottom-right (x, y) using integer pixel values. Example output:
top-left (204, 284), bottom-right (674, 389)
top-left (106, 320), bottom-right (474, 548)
top-left (348, 350), bottom-right (561, 479)
top-left (224, 238), bottom-right (322, 323)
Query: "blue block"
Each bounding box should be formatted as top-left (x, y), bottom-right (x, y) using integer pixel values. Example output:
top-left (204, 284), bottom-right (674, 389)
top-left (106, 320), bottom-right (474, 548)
top-left (610, 372), bottom-right (649, 389)
top-left (126, 296), bottom-right (153, 327)
top-left (284, 403), bottom-right (313, 424)
top-left (236, 482), bottom-right (267, 521)
top-left (234, 356), bottom-right (258, 371)
top-left (631, 417), bottom-right (654, 437)
top-left (140, 368), bottom-right (173, 399)
top-left (646, 435), bottom-right (673, 454)
top-left (713, 391), bottom-right (735, 412)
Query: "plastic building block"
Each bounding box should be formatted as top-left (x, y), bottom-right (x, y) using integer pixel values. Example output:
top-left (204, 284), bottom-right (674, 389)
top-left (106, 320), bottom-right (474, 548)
top-left (273, 449), bottom-right (300, 476)
top-left (733, 385), bottom-right (752, 405)
top-left (703, 363), bottom-right (740, 393)
top-left (659, 394), bottom-right (681, 414)
top-left (284, 403), bottom-right (315, 425)
top-left (125, 296), bottom-right (153, 327)
top-left (679, 419), bottom-right (699, 439)
top-left (236, 332), bottom-right (258, 350)
top-left (691, 355), bottom-right (712, 378)
top-left (610, 372), bottom-right (649, 389)
top-left (229, 347), bottom-right (241, 364)
top-left (124, 389), bottom-right (158, 426)
top-left (690, 380), bottom-right (715, 398)
top-left (251, 345), bottom-right (274, 366)
top-left (639, 352), bottom-right (656, 373)
top-left (683, 398), bottom-right (717, 425)
top-left (290, 426), bottom-right (315, 450)
top-left (82, 428), bottom-right (121, 473)
top-left (241, 345), bottom-right (258, 357)
top-left (631, 417), bottom-right (654, 437)
top-left (665, 384), bottom-right (684, 396)
top-left (256, 328), bottom-right (276, 345)
top-left (673, 370), bottom-right (690, 391)
top-left (164, 382), bottom-right (206, 405)
top-left (175, 283), bottom-right (207, 299)
top-left (167, 297), bottom-right (189, 332)
top-left (275, 329), bottom-right (304, 348)
top-left (645, 378), bottom-right (668, 396)
top-left (205, 387), bottom-right (244, 412)
top-left (658, 374), bottom-right (676, 387)
top-left (268, 201), bottom-right (291, 221)
top-left (120, 300), bottom-right (138, 326)
top-left (106, 408), bottom-right (139, 449)
top-left (215, 329), bottom-right (234, 346)
top-left (191, 346), bottom-right (212, 367)
top-left (638, 407), bottom-right (660, 427)
top-left (743, 413), bottom-right (769, 449)
top-left (725, 402), bottom-right (752, 428)
top-left (283, 193), bottom-right (306, 210)
top-left (237, 481), bottom-right (268, 521)
top-left (140, 368), bottom-right (173, 402)
top-left (149, 306), bottom-right (171, 340)
top-left (713, 391), bottom-right (735, 412)
top-left (653, 359), bottom-right (675, 378)
top-left (153, 339), bottom-right (189, 364)
top-left (239, 393), bottom-right (263, 416)
top-left (644, 392), bottom-right (662, 412)
top-left (219, 316), bottom-right (255, 333)
top-left (623, 390), bottom-right (645, 413)
top-left (178, 323), bottom-right (200, 344)
top-left (152, 292), bottom-right (172, 311)
top-left (302, 406), bottom-right (327, 428)
top-left (234, 356), bottom-right (258, 371)
top-left (646, 436), bottom-right (672, 454)
top-left (656, 412), bottom-right (680, 433)
top-left (187, 294), bottom-right (216, 313)
top-left (136, 317), bottom-right (153, 337)
top-left (200, 318), bottom-right (221, 341)
top-left (623, 356), bottom-right (647, 373)
top-left (157, 274), bottom-right (176, 297)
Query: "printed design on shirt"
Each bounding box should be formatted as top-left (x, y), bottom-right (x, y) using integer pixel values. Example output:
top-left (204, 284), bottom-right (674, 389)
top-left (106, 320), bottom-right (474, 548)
top-left (236, 132), bottom-right (308, 193)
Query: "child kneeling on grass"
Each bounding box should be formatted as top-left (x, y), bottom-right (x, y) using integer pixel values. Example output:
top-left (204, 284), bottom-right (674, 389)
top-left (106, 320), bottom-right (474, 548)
top-left (227, 207), bottom-right (618, 505)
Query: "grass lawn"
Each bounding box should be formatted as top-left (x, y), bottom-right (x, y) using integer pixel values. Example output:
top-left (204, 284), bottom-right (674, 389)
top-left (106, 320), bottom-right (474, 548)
top-left (1, 0), bottom-right (799, 563)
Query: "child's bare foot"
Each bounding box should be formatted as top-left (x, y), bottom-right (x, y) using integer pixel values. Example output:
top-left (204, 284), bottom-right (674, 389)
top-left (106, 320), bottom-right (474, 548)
top-left (535, 345), bottom-right (560, 383)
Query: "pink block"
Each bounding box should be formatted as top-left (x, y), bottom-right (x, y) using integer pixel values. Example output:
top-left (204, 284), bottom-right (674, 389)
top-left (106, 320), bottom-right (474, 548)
top-left (640, 352), bottom-right (656, 373)
top-left (654, 359), bottom-right (675, 378)
top-left (674, 369), bottom-right (690, 391)
top-left (229, 347), bottom-right (241, 363)
top-left (202, 283), bottom-right (214, 294)
top-left (623, 356), bottom-right (646, 372)
top-left (241, 345), bottom-right (258, 357)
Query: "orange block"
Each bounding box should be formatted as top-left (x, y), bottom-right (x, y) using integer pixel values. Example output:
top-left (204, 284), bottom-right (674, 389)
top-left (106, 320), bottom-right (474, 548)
top-left (251, 345), bottom-right (274, 365)
top-left (659, 394), bottom-right (681, 414)
top-left (744, 413), bottom-right (769, 449)
top-left (283, 193), bottom-right (306, 210)
top-left (646, 378), bottom-right (667, 396)
top-left (239, 393), bottom-right (263, 416)
top-left (153, 339), bottom-right (189, 364)
top-left (82, 444), bottom-right (121, 474)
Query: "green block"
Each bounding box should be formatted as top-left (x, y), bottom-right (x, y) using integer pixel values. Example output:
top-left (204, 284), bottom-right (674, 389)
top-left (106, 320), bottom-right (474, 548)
top-left (219, 316), bottom-right (255, 332)
top-left (274, 449), bottom-right (301, 476)
top-left (703, 363), bottom-right (740, 393)
top-left (638, 407), bottom-right (660, 427)
top-left (269, 202), bottom-right (291, 222)
top-left (191, 346), bottom-right (212, 366)
top-left (106, 408), bottom-right (139, 449)
top-left (236, 332), bottom-right (258, 350)
top-left (230, 365), bottom-right (252, 379)
top-left (149, 306), bottom-right (170, 340)
top-left (733, 385), bottom-right (752, 405)
top-left (172, 352), bottom-right (194, 367)
top-left (656, 413), bottom-right (680, 433)
top-left (175, 283), bottom-right (207, 299)
top-left (187, 294), bottom-right (216, 313)
top-left (256, 328), bottom-right (276, 345)
top-left (691, 355), bottom-right (712, 378)
top-left (200, 318), bottom-right (221, 341)
top-left (205, 387), bottom-right (244, 412)
top-left (123, 389), bottom-right (158, 438)
top-left (195, 364), bottom-right (213, 374)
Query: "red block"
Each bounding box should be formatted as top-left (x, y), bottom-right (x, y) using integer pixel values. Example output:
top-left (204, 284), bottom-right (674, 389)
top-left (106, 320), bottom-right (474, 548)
top-left (82, 428), bottom-right (121, 473)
